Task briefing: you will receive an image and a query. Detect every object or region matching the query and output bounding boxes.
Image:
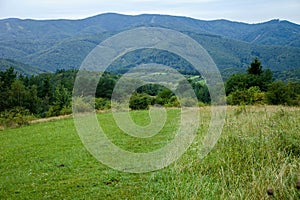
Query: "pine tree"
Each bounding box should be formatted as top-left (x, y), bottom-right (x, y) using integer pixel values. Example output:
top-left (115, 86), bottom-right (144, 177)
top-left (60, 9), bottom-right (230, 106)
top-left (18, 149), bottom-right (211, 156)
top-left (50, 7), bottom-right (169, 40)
top-left (247, 57), bottom-right (262, 75)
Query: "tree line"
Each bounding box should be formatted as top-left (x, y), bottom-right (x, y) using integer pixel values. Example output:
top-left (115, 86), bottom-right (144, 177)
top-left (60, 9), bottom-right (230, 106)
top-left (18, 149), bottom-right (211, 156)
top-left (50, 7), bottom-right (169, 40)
top-left (226, 58), bottom-right (300, 106)
top-left (0, 58), bottom-right (299, 127)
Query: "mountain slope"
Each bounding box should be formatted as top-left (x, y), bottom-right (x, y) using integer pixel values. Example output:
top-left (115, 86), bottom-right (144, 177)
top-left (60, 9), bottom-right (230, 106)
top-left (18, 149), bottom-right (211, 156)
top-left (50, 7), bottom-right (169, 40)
top-left (0, 58), bottom-right (44, 75)
top-left (0, 13), bottom-right (300, 77)
top-left (1, 13), bottom-right (300, 47)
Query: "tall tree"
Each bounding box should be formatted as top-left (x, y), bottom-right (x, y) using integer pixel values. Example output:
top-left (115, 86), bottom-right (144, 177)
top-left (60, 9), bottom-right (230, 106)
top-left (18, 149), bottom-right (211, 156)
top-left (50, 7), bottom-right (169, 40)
top-left (247, 57), bottom-right (263, 75)
top-left (0, 67), bottom-right (16, 89)
top-left (9, 79), bottom-right (26, 108)
top-left (226, 58), bottom-right (273, 95)
top-left (266, 81), bottom-right (289, 105)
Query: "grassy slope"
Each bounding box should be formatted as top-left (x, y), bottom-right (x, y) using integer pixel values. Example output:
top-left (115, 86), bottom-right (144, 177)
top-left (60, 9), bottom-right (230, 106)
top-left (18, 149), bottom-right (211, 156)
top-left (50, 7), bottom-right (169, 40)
top-left (0, 106), bottom-right (299, 199)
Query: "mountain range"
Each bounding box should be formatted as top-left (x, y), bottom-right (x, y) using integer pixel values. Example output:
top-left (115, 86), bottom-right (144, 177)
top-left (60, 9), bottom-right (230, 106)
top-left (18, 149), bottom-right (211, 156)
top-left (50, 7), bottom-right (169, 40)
top-left (0, 13), bottom-right (300, 80)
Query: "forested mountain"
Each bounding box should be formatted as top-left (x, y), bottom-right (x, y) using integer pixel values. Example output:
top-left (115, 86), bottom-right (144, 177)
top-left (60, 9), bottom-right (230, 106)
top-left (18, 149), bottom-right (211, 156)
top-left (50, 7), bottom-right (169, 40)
top-left (0, 13), bottom-right (300, 78)
top-left (0, 58), bottom-right (44, 75)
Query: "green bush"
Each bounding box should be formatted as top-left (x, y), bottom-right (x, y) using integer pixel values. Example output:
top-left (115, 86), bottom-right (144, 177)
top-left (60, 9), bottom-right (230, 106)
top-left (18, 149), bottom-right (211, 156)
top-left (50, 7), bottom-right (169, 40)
top-left (46, 105), bottom-right (61, 117)
top-left (95, 98), bottom-right (111, 110)
top-left (129, 93), bottom-right (151, 110)
top-left (180, 97), bottom-right (198, 107)
top-left (60, 105), bottom-right (72, 115)
top-left (227, 86), bottom-right (265, 105)
top-left (0, 107), bottom-right (35, 128)
top-left (155, 88), bottom-right (174, 106)
top-left (164, 96), bottom-right (180, 107)
top-left (266, 81), bottom-right (300, 106)
top-left (198, 101), bottom-right (207, 107)
top-left (72, 96), bottom-right (94, 113)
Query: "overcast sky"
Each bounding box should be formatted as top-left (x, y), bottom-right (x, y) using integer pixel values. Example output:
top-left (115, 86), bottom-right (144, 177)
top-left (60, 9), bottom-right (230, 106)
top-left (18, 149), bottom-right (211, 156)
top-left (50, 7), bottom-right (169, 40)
top-left (0, 0), bottom-right (299, 24)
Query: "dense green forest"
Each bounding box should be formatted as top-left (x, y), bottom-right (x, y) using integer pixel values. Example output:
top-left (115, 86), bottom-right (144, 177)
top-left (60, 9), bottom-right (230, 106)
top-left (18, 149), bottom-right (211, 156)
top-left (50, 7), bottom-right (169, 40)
top-left (0, 58), bottom-right (299, 128)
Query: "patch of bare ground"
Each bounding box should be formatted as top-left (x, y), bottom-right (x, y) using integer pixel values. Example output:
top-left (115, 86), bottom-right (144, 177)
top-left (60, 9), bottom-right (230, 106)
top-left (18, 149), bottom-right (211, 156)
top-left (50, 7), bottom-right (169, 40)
top-left (29, 114), bottom-right (72, 124)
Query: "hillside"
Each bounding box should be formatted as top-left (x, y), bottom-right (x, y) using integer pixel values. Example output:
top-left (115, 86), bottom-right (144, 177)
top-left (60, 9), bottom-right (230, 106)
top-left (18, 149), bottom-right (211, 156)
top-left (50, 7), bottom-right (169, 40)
top-left (0, 13), bottom-right (300, 78)
top-left (0, 58), bottom-right (44, 75)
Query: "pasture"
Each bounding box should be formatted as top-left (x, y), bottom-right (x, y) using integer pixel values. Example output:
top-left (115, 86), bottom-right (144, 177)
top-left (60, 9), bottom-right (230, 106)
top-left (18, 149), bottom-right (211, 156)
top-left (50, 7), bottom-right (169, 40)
top-left (0, 106), bottom-right (299, 199)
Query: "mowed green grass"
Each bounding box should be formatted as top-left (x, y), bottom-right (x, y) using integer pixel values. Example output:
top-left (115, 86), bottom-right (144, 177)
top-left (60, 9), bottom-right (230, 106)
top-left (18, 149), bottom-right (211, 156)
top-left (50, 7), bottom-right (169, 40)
top-left (0, 106), bottom-right (299, 199)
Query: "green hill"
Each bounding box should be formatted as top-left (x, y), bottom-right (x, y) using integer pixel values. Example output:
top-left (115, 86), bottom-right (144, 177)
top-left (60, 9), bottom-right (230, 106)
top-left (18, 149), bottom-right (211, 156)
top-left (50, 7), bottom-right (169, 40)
top-left (0, 58), bottom-right (44, 75)
top-left (0, 13), bottom-right (299, 79)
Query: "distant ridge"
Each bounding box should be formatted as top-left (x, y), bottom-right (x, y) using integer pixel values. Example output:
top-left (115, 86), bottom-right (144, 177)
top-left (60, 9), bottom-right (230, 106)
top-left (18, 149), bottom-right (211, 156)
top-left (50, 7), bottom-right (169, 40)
top-left (0, 13), bottom-right (299, 78)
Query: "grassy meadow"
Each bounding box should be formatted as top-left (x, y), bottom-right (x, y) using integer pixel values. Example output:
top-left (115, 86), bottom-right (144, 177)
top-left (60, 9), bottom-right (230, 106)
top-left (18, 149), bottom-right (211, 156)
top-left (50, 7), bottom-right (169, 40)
top-left (0, 106), bottom-right (299, 199)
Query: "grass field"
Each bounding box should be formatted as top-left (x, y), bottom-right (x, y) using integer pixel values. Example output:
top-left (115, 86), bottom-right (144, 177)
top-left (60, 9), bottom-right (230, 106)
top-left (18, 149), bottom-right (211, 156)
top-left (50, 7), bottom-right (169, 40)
top-left (0, 106), bottom-right (299, 199)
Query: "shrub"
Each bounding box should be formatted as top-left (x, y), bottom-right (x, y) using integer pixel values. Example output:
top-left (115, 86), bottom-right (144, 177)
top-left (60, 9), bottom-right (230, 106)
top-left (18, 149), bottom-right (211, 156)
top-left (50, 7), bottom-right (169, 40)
top-left (155, 88), bottom-right (174, 106)
top-left (72, 96), bottom-right (94, 113)
top-left (266, 81), bottom-right (289, 105)
top-left (164, 96), bottom-right (180, 107)
top-left (0, 107), bottom-right (35, 128)
top-left (129, 93), bottom-right (151, 110)
top-left (180, 97), bottom-right (198, 107)
top-left (95, 98), bottom-right (111, 110)
top-left (46, 105), bottom-right (61, 117)
top-left (227, 86), bottom-right (265, 105)
top-left (198, 101), bottom-right (207, 107)
top-left (60, 105), bottom-right (72, 115)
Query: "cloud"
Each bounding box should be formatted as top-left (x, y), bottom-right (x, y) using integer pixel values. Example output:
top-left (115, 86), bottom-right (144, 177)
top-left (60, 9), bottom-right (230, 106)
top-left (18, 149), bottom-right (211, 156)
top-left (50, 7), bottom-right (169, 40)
top-left (128, 0), bottom-right (220, 2)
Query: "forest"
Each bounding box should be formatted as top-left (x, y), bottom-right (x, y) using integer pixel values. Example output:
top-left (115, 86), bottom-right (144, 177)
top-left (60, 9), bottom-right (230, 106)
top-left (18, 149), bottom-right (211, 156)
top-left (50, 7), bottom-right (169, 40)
top-left (0, 58), bottom-right (299, 128)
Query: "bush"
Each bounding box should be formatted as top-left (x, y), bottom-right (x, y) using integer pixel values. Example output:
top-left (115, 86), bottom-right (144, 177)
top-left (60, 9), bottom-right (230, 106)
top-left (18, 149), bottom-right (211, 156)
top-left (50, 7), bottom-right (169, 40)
top-left (198, 101), bottom-right (207, 107)
top-left (227, 86), bottom-right (265, 105)
top-left (0, 107), bottom-right (35, 128)
top-left (95, 98), bottom-right (111, 110)
top-left (266, 81), bottom-right (289, 105)
top-left (72, 96), bottom-right (94, 113)
top-left (155, 88), bottom-right (174, 106)
top-left (180, 97), bottom-right (198, 107)
top-left (266, 81), bottom-right (300, 106)
top-left (129, 93), bottom-right (151, 110)
top-left (46, 105), bottom-right (61, 117)
top-left (164, 96), bottom-right (180, 107)
top-left (60, 105), bottom-right (72, 115)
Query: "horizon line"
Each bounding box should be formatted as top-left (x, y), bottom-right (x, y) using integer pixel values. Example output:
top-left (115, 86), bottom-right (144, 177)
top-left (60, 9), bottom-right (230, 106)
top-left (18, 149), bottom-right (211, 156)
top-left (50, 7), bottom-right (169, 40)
top-left (0, 12), bottom-right (299, 25)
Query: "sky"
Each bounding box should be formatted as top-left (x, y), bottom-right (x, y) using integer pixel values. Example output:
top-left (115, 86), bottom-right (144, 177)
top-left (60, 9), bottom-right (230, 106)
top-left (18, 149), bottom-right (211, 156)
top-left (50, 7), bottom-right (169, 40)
top-left (0, 0), bottom-right (299, 24)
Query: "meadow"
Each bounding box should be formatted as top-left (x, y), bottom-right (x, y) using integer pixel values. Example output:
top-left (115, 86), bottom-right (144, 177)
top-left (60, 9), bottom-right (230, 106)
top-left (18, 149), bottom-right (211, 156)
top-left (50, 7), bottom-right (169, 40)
top-left (0, 106), bottom-right (299, 199)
